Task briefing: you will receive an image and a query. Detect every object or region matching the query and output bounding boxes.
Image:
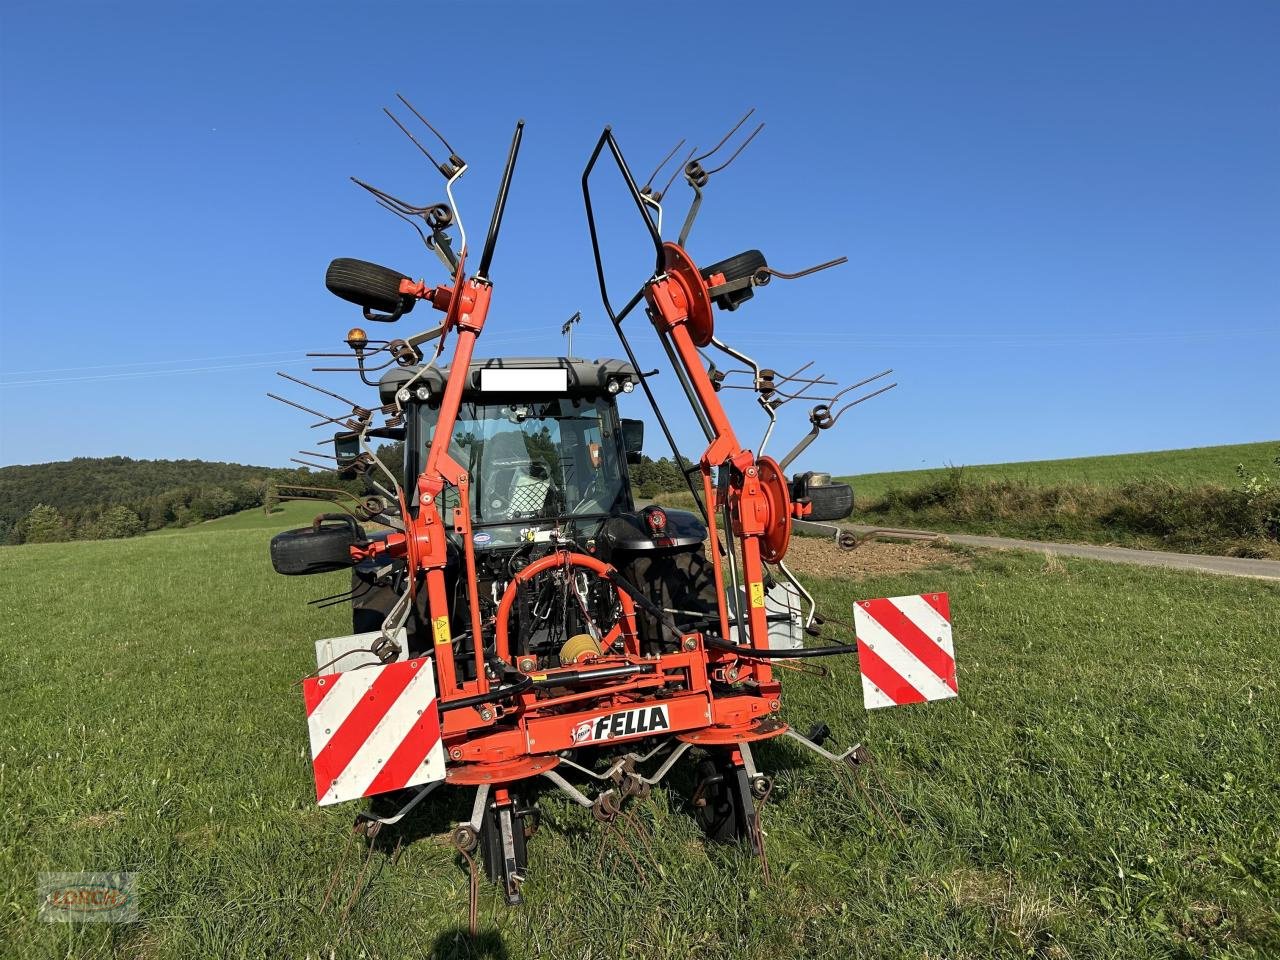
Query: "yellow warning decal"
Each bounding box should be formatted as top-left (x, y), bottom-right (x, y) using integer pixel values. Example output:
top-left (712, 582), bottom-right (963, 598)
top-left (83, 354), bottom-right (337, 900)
top-left (749, 582), bottom-right (766, 608)
top-left (432, 615), bottom-right (451, 645)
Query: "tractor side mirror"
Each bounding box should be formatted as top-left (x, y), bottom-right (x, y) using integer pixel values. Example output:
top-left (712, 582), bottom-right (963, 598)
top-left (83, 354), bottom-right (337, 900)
top-left (334, 432), bottom-right (362, 477)
top-left (621, 419), bottom-right (644, 465)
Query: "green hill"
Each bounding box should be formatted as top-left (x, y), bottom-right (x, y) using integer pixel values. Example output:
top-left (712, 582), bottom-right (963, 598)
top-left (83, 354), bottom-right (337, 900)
top-left (843, 440), bottom-right (1279, 501)
top-left (0, 456), bottom-right (320, 544)
top-left (843, 441), bottom-right (1280, 558)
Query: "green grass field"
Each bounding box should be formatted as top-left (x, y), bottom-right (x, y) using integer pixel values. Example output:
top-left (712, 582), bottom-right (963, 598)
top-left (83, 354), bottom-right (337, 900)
top-left (842, 441), bottom-right (1279, 502)
top-left (2, 515), bottom-right (1277, 958)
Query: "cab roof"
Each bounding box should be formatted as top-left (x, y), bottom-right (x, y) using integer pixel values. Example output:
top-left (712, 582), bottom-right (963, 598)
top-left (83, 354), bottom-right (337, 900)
top-left (379, 357), bottom-right (638, 406)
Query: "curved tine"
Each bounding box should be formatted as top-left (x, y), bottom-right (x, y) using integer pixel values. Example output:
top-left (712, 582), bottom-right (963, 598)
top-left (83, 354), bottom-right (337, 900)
top-left (731, 374), bottom-right (831, 401)
top-left (291, 458), bottom-right (339, 472)
top-left (825, 368), bottom-right (894, 406)
top-left (770, 375), bottom-right (839, 403)
top-left (308, 341), bottom-right (393, 357)
top-left (383, 106), bottom-right (442, 170)
top-left (266, 392), bottom-right (338, 422)
top-left (655, 146), bottom-right (697, 201)
top-left (762, 256), bottom-right (849, 280)
top-left (702, 121), bottom-right (764, 176)
top-left (642, 138), bottom-right (686, 191)
top-left (774, 360), bottom-right (815, 384)
top-left (829, 382), bottom-right (898, 426)
top-left (691, 108), bottom-right (756, 164)
top-left (275, 371), bottom-right (364, 410)
top-left (299, 450), bottom-right (340, 461)
top-left (351, 177), bottom-right (432, 215)
top-left (396, 93), bottom-right (461, 160)
top-left (374, 199), bottom-right (435, 251)
top-left (312, 355), bottom-right (398, 374)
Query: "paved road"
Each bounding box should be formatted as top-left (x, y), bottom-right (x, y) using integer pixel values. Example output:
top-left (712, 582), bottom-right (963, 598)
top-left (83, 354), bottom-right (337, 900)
top-left (794, 520), bottom-right (1280, 581)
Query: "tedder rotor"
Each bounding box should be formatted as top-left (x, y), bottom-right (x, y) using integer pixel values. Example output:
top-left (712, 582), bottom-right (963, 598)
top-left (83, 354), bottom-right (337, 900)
top-left (268, 99), bottom-right (959, 915)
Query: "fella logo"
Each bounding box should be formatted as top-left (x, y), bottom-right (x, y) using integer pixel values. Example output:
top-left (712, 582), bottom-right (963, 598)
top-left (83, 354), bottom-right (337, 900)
top-left (573, 705), bottom-right (670, 744)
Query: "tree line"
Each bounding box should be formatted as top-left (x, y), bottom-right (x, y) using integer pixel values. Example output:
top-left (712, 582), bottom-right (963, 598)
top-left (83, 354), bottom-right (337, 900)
top-left (2, 447), bottom-right (689, 545)
top-left (0, 456), bottom-right (359, 545)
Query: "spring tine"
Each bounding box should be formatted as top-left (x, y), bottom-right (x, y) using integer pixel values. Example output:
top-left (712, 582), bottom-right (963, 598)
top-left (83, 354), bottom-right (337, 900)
top-left (763, 256), bottom-right (849, 280)
top-left (829, 382), bottom-right (898, 425)
top-left (375, 199), bottom-right (434, 250)
top-left (774, 360), bottom-right (815, 384)
top-left (395, 93), bottom-right (461, 163)
top-left (826, 368), bottom-right (894, 406)
top-left (703, 121), bottom-right (764, 176)
top-left (291, 458), bottom-right (338, 472)
top-left (350, 178), bottom-right (437, 216)
top-left (276, 372), bottom-right (366, 411)
top-left (655, 145), bottom-right (697, 201)
top-left (691, 107), bottom-right (756, 164)
top-left (275, 483), bottom-right (366, 506)
top-left (299, 450), bottom-right (339, 460)
top-left (383, 106), bottom-right (443, 170)
top-left (642, 138), bottom-right (685, 191)
top-left (307, 342), bottom-right (391, 357)
top-left (267, 392), bottom-right (338, 422)
top-left (312, 356), bottom-right (398, 374)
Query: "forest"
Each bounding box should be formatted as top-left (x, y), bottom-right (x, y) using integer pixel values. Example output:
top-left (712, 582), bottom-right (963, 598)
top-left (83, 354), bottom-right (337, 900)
top-left (0, 449), bottom-right (688, 544)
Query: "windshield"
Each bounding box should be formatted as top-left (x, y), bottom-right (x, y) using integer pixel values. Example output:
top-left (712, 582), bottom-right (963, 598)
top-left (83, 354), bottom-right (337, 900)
top-left (416, 396), bottom-right (628, 526)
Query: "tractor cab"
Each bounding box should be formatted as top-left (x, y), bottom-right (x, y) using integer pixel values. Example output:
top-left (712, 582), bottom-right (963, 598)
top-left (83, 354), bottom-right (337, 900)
top-left (349, 357), bottom-right (715, 666)
top-left (384, 357), bottom-right (649, 549)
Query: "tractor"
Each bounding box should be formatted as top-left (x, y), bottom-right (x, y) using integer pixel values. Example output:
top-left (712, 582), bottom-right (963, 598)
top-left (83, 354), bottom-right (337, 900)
top-left (266, 101), bottom-right (953, 913)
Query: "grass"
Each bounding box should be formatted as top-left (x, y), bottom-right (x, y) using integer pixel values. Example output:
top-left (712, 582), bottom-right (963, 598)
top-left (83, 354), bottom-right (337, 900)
top-left (841, 441), bottom-right (1280, 502)
top-left (2, 518), bottom-right (1277, 958)
top-left (832, 442), bottom-right (1280, 559)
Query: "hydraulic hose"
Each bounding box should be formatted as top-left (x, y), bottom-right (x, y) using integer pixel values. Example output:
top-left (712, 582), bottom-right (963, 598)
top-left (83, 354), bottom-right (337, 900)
top-left (704, 635), bottom-right (859, 659)
top-left (438, 675), bottom-right (533, 713)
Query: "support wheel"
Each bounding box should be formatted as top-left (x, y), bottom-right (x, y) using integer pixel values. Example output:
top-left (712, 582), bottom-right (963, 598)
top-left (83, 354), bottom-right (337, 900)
top-left (690, 749), bottom-right (760, 853)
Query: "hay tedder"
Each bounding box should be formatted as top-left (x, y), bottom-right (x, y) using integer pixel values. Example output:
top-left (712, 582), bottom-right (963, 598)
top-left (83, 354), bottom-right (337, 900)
top-left (269, 99), bottom-right (957, 909)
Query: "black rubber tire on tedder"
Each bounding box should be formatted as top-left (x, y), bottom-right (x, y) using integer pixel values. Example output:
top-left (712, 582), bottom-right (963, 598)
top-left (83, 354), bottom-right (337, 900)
top-left (701, 249), bottom-right (767, 311)
top-left (270, 517), bottom-right (364, 576)
top-left (790, 472), bottom-right (855, 522)
top-left (805, 482), bottom-right (854, 522)
top-left (325, 258), bottom-right (414, 317)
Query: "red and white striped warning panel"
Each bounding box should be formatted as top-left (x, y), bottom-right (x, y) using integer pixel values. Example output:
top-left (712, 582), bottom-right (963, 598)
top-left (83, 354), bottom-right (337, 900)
top-left (853, 593), bottom-right (957, 710)
top-left (302, 657), bottom-right (445, 806)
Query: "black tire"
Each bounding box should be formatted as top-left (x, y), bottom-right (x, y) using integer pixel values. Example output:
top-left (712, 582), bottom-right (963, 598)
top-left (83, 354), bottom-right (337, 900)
top-left (806, 482), bottom-right (854, 522)
top-left (691, 750), bottom-right (758, 847)
top-left (269, 521), bottom-right (361, 576)
top-left (700, 250), bottom-right (767, 312)
top-left (325, 258), bottom-right (414, 316)
top-left (701, 249), bottom-right (766, 284)
top-left (692, 756), bottom-right (739, 844)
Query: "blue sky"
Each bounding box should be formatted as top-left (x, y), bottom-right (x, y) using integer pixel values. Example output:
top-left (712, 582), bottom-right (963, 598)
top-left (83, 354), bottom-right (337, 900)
top-left (1, 1), bottom-right (1276, 475)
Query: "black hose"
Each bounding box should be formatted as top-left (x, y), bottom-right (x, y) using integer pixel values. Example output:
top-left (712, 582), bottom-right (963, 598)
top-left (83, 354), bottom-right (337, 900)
top-left (604, 569), bottom-right (687, 642)
top-left (704, 635), bottom-right (859, 659)
top-left (438, 675), bottom-right (533, 713)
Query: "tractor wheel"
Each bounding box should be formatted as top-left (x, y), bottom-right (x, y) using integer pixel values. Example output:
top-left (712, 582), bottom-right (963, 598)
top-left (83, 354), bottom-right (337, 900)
top-left (325, 258), bottom-right (414, 316)
top-left (269, 521), bottom-right (361, 576)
